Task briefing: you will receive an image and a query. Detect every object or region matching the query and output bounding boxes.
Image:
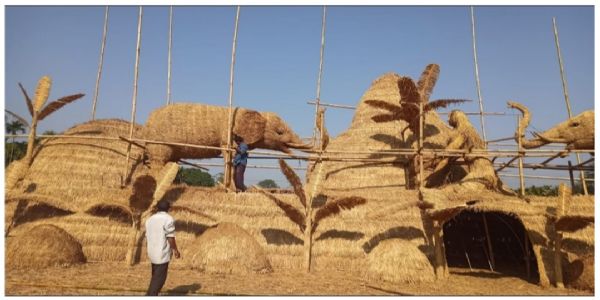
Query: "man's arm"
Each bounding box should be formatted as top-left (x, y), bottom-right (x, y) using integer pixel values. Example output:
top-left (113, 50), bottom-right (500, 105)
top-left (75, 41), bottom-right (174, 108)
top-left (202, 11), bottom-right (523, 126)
top-left (167, 237), bottom-right (180, 259)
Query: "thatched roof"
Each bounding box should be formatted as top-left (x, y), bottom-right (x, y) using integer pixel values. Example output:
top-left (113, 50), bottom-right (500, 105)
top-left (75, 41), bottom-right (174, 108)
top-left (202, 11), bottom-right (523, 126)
top-left (6, 224), bottom-right (86, 269)
top-left (366, 239), bottom-right (435, 284)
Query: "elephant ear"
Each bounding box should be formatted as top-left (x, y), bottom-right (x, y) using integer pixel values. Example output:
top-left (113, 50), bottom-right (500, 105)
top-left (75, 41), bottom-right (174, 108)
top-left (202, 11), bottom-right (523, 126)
top-left (233, 110), bottom-right (266, 145)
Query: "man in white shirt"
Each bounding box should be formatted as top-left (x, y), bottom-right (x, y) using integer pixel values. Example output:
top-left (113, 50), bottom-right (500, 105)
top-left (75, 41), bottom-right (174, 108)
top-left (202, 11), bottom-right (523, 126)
top-left (145, 199), bottom-right (180, 296)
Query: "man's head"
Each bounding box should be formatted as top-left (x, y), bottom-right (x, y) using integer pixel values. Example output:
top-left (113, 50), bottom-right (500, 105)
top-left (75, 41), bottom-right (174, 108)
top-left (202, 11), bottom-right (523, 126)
top-left (233, 134), bottom-right (243, 143)
top-left (156, 199), bottom-right (171, 212)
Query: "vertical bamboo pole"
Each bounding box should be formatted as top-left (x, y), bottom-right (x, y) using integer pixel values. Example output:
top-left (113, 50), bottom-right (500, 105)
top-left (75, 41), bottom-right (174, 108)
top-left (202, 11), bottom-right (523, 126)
top-left (482, 214), bottom-right (495, 271)
top-left (312, 6), bottom-right (327, 148)
top-left (567, 160), bottom-right (576, 191)
top-left (224, 6), bottom-right (241, 190)
top-left (91, 6), bottom-right (109, 120)
top-left (470, 6), bottom-right (487, 143)
top-left (122, 6), bottom-right (143, 186)
top-left (418, 102), bottom-right (424, 189)
top-left (552, 17), bottom-right (588, 195)
top-left (524, 229), bottom-right (531, 280)
top-left (517, 115), bottom-right (526, 197)
top-left (433, 222), bottom-right (446, 279)
top-left (553, 184), bottom-right (567, 288)
top-left (166, 6), bottom-right (174, 105)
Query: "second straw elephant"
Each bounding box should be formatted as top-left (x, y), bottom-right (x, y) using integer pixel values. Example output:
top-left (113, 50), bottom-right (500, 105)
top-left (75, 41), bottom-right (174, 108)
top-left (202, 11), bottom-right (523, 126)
top-left (142, 103), bottom-right (312, 165)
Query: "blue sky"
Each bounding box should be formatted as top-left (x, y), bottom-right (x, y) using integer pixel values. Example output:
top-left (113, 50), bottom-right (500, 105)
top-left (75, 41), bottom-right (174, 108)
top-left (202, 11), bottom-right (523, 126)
top-left (4, 6), bottom-right (594, 187)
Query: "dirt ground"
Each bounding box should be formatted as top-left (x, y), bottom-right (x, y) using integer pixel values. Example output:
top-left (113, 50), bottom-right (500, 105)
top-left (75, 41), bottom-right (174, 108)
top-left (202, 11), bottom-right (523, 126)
top-left (4, 262), bottom-right (591, 296)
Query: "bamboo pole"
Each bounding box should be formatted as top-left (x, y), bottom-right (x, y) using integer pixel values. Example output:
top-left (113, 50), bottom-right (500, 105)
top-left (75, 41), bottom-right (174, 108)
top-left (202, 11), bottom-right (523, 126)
top-left (567, 160), bottom-right (576, 191)
top-left (433, 222), bottom-right (446, 279)
top-left (552, 17), bottom-right (588, 195)
top-left (482, 214), bottom-right (495, 271)
top-left (470, 6), bottom-right (487, 143)
top-left (498, 173), bottom-right (590, 182)
top-left (122, 6), bottom-right (143, 187)
top-left (91, 6), bottom-right (109, 120)
top-left (516, 115), bottom-right (526, 197)
top-left (524, 229), bottom-right (531, 280)
top-left (224, 6), bottom-right (241, 190)
top-left (312, 6), bottom-right (327, 147)
top-left (166, 6), bottom-right (174, 105)
top-left (418, 101), bottom-right (424, 189)
top-left (494, 162), bottom-right (593, 172)
top-left (306, 101), bottom-right (512, 116)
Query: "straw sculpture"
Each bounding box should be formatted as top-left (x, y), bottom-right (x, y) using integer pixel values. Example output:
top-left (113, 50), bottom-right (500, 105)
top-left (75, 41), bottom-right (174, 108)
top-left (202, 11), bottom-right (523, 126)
top-left (6, 224), bottom-right (86, 269)
top-left (190, 222), bottom-right (272, 274)
top-left (508, 101), bottom-right (594, 151)
top-left (366, 239), bottom-right (435, 284)
top-left (142, 103), bottom-right (311, 167)
top-left (17, 77), bottom-right (85, 166)
top-left (258, 159), bottom-right (366, 272)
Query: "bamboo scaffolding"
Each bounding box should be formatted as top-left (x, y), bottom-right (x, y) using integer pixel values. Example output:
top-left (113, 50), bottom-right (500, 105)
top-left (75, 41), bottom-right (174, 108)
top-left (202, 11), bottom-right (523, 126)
top-left (306, 100), bottom-right (513, 116)
top-left (182, 162), bottom-right (307, 171)
top-left (493, 162), bottom-right (593, 172)
top-left (311, 6), bottom-right (327, 147)
top-left (166, 6), bottom-right (174, 105)
top-left (178, 159), bottom-right (209, 171)
top-left (224, 6), bottom-right (241, 190)
top-left (470, 6), bottom-right (487, 143)
top-left (91, 6), bottom-right (109, 120)
top-left (552, 17), bottom-right (588, 195)
top-left (122, 6), bottom-right (143, 187)
top-left (497, 173), bottom-right (593, 182)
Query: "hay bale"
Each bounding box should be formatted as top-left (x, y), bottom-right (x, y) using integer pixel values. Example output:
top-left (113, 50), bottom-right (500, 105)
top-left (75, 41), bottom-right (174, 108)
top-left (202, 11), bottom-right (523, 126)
top-left (190, 222), bottom-right (272, 274)
top-left (565, 253), bottom-right (594, 292)
top-left (6, 224), bottom-right (86, 269)
top-left (366, 239), bottom-right (435, 284)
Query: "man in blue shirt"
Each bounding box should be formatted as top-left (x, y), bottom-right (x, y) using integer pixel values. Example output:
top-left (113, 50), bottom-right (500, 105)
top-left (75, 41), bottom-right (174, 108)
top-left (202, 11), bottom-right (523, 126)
top-left (233, 135), bottom-right (248, 192)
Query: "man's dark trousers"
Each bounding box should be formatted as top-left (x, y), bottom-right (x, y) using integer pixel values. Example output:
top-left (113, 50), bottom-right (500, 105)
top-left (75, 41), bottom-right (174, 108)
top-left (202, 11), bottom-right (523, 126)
top-left (146, 262), bottom-right (169, 296)
top-left (234, 164), bottom-right (246, 191)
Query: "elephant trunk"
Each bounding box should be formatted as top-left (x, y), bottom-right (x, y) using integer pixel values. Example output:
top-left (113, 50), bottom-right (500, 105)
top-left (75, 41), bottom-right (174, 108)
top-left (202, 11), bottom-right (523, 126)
top-left (507, 101), bottom-right (550, 149)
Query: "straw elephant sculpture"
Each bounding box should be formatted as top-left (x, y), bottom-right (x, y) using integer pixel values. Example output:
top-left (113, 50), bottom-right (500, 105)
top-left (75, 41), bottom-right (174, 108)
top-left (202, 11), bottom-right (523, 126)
top-left (508, 101), bottom-right (594, 152)
top-left (142, 103), bottom-right (312, 166)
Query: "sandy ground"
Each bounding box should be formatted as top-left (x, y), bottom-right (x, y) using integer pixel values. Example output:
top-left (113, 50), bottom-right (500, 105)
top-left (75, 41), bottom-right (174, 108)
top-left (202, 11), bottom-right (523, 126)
top-left (4, 262), bottom-right (591, 296)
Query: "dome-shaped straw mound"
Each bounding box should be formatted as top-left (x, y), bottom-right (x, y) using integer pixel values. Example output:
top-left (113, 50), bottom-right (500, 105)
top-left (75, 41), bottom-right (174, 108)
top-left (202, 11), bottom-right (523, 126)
top-left (190, 222), bottom-right (272, 274)
top-left (6, 224), bottom-right (86, 269)
top-left (366, 239), bottom-right (435, 284)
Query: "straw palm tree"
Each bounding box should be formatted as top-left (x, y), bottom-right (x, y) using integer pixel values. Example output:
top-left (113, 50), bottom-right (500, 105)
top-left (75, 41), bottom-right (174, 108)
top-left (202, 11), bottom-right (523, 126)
top-left (17, 77), bottom-right (85, 165)
top-left (258, 159), bottom-right (367, 272)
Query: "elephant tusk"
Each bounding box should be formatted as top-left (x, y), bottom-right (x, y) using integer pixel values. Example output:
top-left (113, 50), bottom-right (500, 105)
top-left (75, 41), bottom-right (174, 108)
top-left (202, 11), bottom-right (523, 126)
top-left (533, 132), bottom-right (568, 144)
top-left (287, 142), bottom-right (314, 150)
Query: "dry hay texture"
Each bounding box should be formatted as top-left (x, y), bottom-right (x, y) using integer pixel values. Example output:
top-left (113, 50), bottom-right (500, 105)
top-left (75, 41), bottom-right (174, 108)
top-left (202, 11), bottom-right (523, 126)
top-left (188, 222), bottom-right (272, 274)
top-left (6, 224), bottom-right (86, 269)
top-left (2, 73), bottom-right (594, 289)
top-left (309, 73), bottom-right (458, 200)
top-left (565, 253), bottom-right (594, 292)
top-left (366, 239), bottom-right (435, 284)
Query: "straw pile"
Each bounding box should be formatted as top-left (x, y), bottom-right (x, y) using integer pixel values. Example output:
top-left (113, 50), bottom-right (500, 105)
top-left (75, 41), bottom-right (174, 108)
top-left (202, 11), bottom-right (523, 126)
top-left (6, 224), bottom-right (86, 269)
top-left (366, 239), bottom-right (435, 284)
top-left (189, 222), bottom-right (272, 274)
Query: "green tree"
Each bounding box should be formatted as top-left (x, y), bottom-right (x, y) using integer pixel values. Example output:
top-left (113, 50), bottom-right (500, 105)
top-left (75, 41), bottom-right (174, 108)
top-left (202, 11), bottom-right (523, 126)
top-left (523, 185), bottom-right (559, 196)
top-left (176, 168), bottom-right (215, 187)
top-left (257, 179), bottom-right (279, 189)
top-left (5, 120), bottom-right (27, 165)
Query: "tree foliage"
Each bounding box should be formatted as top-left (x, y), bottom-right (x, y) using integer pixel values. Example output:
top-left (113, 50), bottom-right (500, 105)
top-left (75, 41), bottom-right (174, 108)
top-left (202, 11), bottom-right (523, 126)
top-left (257, 179), bottom-right (279, 189)
top-left (176, 168), bottom-right (215, 187)
top-left (523, 185), bottom-right (559, 196)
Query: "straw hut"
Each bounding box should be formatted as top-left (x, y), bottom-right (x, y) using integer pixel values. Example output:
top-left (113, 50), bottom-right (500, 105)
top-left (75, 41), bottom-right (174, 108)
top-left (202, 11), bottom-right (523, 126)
top-left (188, 222), bottom-right (272, 274)
top-left (6, 224), bottom-right (86, 269)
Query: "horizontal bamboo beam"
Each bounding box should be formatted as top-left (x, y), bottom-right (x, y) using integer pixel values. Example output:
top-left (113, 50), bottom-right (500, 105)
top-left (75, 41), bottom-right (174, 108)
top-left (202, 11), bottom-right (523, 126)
top-left (178, 159), bottom-right (209, 171)
top-left (182, 162), bottom-right (307, 171)
top-left (498, 173), bottom-right (594, 182)
top-left (494, 162), bottom-right (594, 172)
top-left (306, 100), bottom-right (513, 116)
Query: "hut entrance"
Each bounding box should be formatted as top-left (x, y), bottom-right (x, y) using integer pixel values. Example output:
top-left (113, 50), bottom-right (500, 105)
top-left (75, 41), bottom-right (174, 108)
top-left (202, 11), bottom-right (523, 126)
top-left (442, 211), bottom-right (539, 282)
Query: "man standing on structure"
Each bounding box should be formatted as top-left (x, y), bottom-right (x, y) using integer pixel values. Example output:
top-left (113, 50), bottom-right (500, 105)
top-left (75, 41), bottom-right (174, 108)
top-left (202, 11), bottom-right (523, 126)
top-left (145, 199), bottom-right (180, 296)
top-left (233, 134), bottom-right (248, 192)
